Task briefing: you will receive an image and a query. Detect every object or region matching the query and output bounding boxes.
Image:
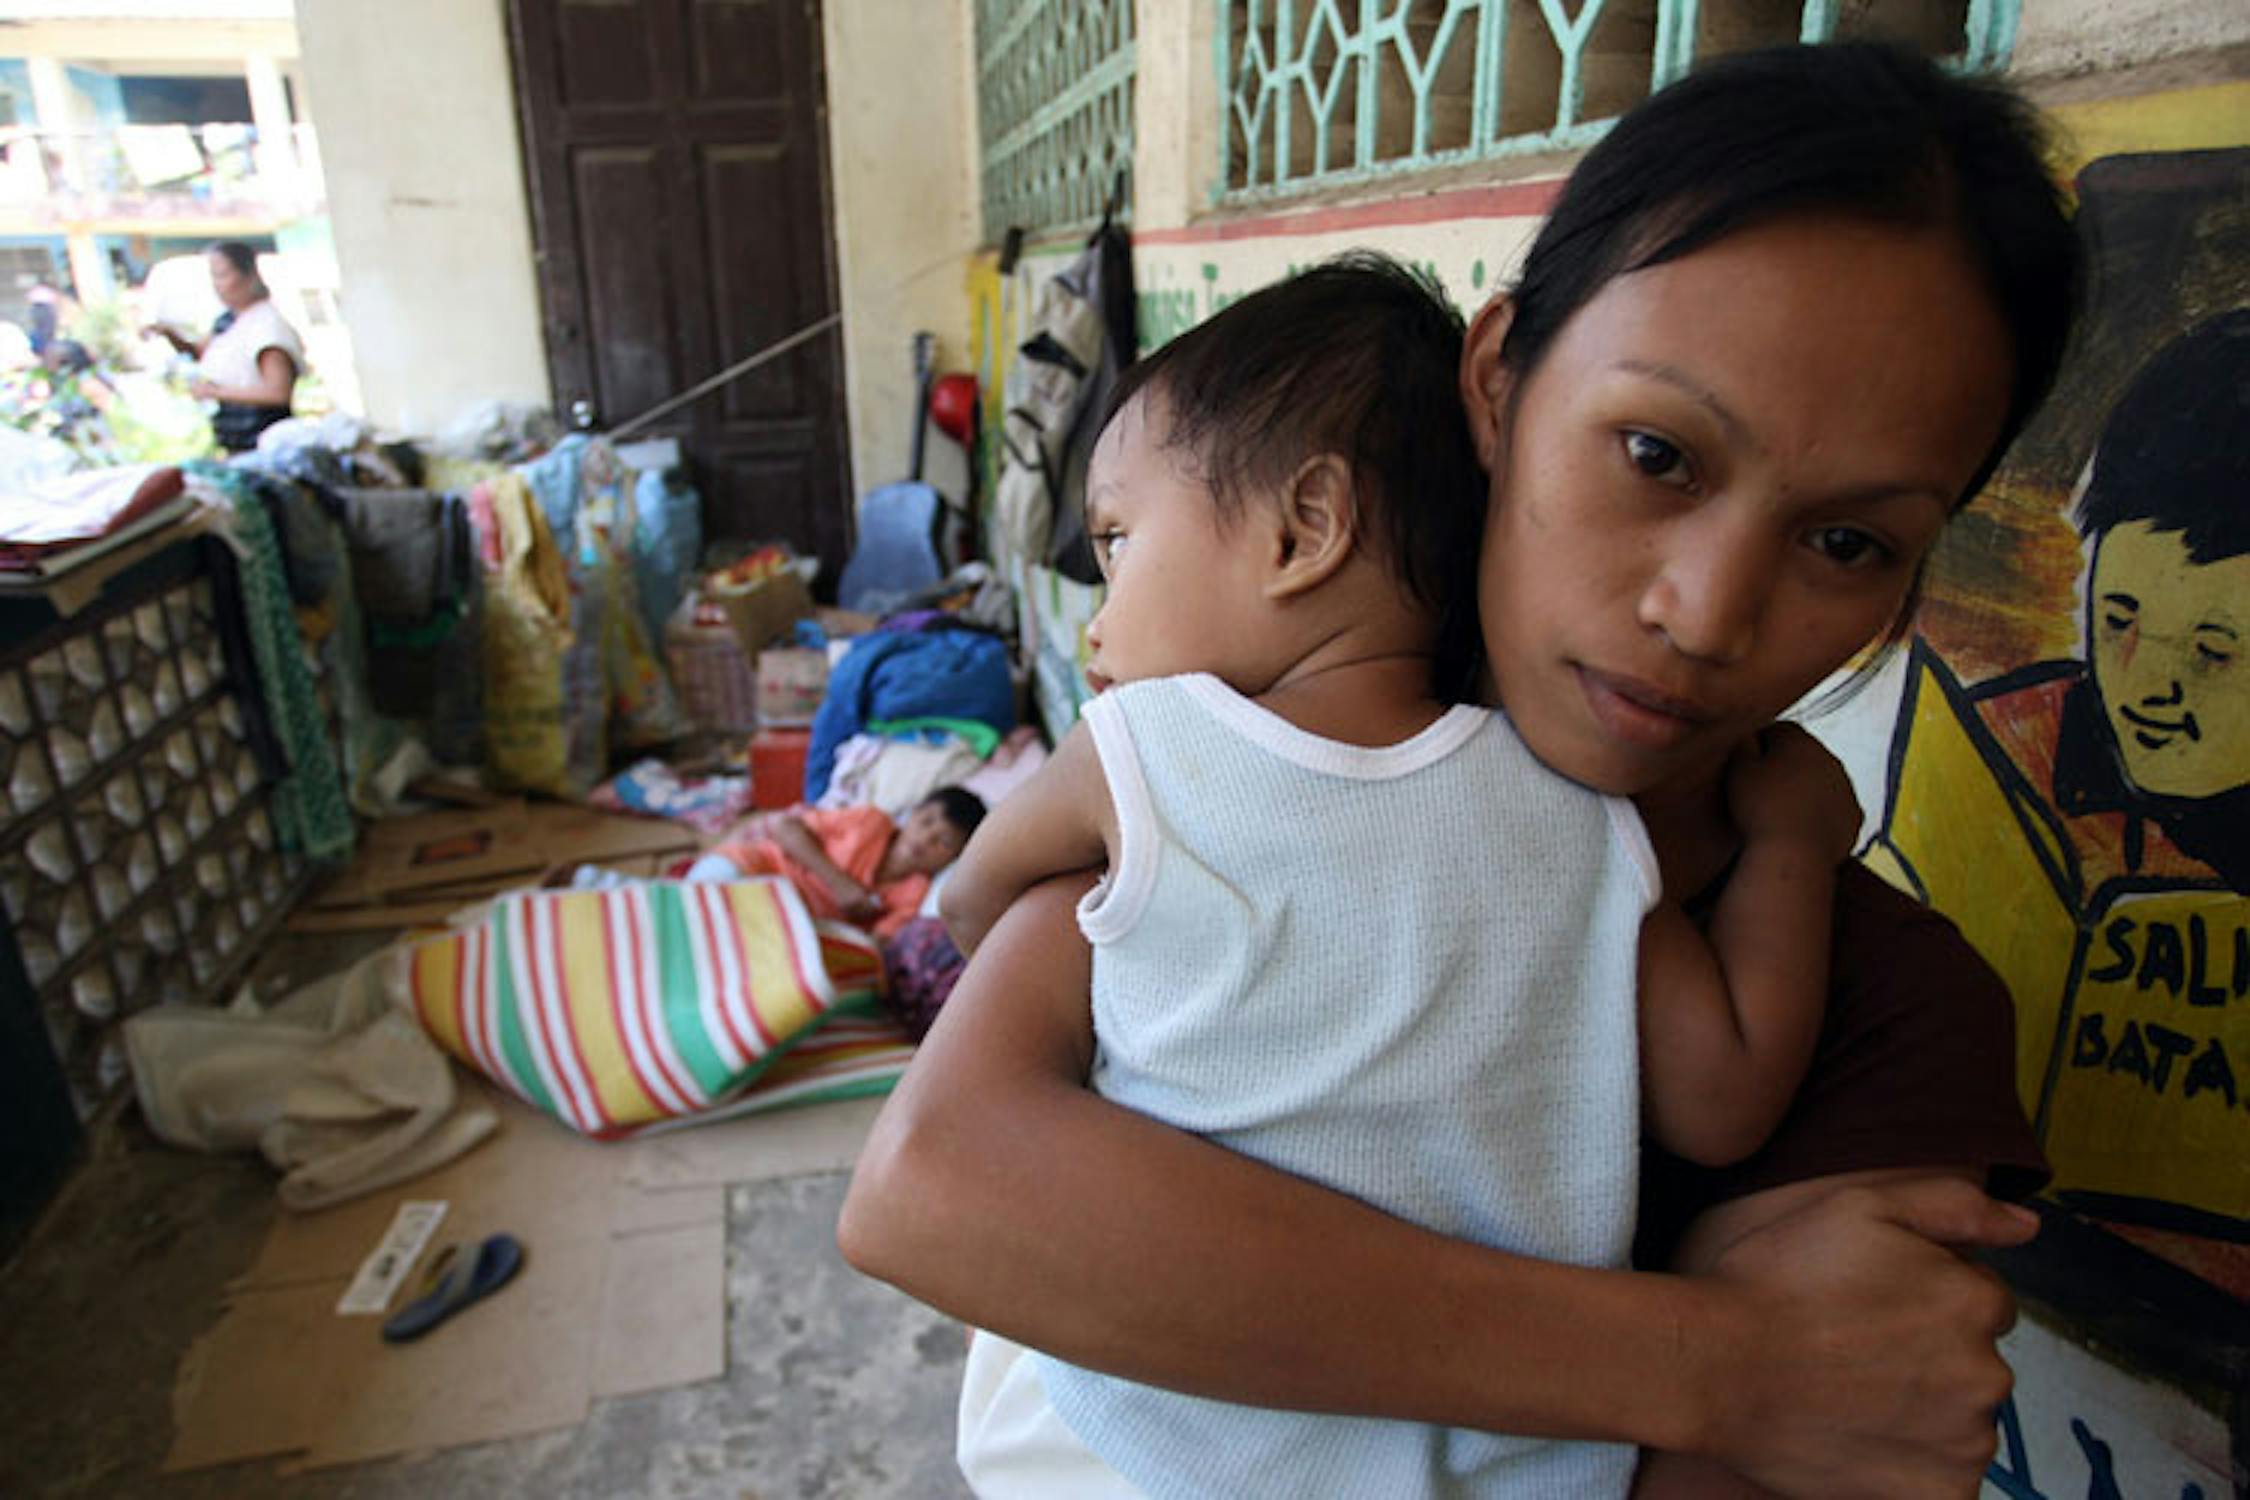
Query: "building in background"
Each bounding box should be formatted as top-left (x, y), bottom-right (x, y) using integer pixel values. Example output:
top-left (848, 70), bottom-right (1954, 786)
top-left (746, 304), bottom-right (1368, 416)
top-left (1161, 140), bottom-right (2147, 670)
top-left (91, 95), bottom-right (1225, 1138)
top-left (0, 0), bottom-right (356, 410)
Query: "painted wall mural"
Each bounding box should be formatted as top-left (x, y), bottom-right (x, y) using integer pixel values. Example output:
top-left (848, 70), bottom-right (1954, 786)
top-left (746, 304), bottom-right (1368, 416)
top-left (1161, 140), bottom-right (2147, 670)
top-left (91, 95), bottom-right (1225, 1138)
top-left (1865, 146), bottom-right (2250, 1295)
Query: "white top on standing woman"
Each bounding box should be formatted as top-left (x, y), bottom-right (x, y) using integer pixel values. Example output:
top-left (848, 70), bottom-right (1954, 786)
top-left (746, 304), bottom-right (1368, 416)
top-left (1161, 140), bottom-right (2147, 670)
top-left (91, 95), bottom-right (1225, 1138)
top-left (150, 240), bottom-right (302, 453)
top-left (844, 40), bottom-right (2080, 1500)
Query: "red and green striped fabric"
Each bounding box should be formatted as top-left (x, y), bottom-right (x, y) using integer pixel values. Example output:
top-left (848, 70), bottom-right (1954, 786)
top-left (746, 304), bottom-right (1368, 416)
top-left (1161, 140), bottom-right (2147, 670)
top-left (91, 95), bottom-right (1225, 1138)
top-left (408, 878), bottom-right (883, 1138)
top-left (615, 1007), bottom-right (920, 1135)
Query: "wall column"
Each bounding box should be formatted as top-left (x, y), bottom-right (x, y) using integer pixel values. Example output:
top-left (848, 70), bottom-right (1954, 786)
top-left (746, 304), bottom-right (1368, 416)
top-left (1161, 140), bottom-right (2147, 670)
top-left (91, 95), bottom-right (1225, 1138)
top-left (821, 0), bottom-right (980, 497)
top-left (25, 56), bottom-right (84, 195)
top-left (244, 52), bottom-right (299, 191)
top-left (1132, 0), bottom-right (1214, 232)
top-left (63, 230), bottom-right (111, 303)
top-left (292, 0), bottom-right (552, 434)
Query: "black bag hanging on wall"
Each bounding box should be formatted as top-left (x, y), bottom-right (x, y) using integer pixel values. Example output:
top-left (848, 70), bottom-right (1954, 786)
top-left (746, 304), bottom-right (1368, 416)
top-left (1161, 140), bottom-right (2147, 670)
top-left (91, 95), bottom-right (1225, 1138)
top-left (990, 176), bottom-right (1136, 587)
top-left (1046, 182), bottom-right (1136, 584)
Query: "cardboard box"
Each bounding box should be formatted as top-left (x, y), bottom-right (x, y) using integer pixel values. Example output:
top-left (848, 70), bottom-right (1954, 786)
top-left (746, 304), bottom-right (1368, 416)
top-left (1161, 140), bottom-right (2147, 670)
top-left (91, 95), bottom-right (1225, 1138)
top-left (754, 646), bottom-right (829, 728)
top-left (710, 570), bottom-right (812, 657)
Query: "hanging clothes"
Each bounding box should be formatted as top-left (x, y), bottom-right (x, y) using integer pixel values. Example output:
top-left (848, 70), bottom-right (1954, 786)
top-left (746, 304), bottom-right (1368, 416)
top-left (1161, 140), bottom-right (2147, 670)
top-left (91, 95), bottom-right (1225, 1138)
top-left (185, 462), bottom-right (355, 861)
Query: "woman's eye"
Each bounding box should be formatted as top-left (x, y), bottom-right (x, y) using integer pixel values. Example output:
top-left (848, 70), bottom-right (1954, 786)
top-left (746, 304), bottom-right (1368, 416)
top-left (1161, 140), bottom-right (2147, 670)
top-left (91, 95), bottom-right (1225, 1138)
top-left (2196, 640), bottom-right (2235, 667)
top-left (1622, 431), bottom-right (1693, 487)
top-left (1805, 526), bottom-right (1890, 568)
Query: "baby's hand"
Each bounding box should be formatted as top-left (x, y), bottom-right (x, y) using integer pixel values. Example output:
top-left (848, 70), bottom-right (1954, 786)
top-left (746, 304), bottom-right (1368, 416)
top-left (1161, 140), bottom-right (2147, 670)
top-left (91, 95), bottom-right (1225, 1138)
top-left (1726, 723), bottom-right (1861, 861)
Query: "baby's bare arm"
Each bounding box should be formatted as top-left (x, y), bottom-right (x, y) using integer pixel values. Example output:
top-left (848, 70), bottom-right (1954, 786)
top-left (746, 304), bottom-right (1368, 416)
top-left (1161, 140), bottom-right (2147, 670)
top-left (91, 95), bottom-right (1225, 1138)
top-left (939, 722), bottom-right (1113, 954)
top-left (1639, 727), bottom-right (1859, 1166)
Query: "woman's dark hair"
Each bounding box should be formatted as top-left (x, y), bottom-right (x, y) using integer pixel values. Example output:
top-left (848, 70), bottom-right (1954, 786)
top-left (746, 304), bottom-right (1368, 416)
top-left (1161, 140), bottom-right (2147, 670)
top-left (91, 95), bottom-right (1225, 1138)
top-left (1099, 252), bottom-right (1487, 683)
top-left (1505, 41), bottom-right (2077, 510)
top-left (2073, 309), bottom-right (2250, 562)
top-left (923, 786), bottom-right (988, 840)
top-left (206, 240), bottom-right (262, 282)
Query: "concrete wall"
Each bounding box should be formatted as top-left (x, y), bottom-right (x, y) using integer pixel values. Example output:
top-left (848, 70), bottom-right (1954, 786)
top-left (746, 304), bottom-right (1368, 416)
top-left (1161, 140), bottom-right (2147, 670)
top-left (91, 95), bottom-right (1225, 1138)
top-left (819, 0), bottom-right (981, 498)
top-left (2013, 0), bottom-right (2250, 80)
top-left (292, 0), bottom-right (548, 437)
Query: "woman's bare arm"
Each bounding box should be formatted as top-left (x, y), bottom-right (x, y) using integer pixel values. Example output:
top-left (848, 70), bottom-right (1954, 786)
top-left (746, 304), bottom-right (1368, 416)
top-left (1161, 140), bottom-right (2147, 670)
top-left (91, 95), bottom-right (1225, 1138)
top-left (189, 345), bottom-right (295, 406)
top-left (1635, 1164), bottom-right (1996, 1500)
top-left (839, 877), bottom-right (2038, 1499)
top-left (145, 322), bottom-right (205, 358)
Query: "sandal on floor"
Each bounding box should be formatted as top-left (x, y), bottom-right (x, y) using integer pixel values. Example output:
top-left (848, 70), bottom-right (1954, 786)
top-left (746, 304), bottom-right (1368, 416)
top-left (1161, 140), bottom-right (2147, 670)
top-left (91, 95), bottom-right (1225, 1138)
top-left (381, 1233), bottom-right (525, 1343)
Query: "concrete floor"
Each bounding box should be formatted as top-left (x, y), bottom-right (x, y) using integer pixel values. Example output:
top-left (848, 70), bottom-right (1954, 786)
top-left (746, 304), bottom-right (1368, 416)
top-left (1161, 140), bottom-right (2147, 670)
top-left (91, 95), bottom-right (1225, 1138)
top-left (0, 940), bottom-right (972, 1500)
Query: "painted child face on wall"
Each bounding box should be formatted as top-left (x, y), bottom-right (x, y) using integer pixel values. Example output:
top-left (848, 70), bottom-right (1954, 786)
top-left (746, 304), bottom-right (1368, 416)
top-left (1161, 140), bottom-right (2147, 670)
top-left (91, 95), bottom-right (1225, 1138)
top-left (2088, 519), bottom-right (2250, 800)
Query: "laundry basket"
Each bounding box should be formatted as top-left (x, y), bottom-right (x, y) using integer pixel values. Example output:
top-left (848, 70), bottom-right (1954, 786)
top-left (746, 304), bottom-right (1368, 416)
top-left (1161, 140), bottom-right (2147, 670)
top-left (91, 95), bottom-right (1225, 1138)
top-left (664, 597), bottom-right (759, 733)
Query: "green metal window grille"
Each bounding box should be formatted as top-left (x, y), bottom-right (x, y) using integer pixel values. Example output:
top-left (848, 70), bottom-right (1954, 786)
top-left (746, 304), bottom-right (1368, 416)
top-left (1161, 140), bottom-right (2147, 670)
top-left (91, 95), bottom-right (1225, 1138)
top-left (1218, 0), bottom-right (2020, 202)
top-left (977, 0), bottom-right (1137, 238)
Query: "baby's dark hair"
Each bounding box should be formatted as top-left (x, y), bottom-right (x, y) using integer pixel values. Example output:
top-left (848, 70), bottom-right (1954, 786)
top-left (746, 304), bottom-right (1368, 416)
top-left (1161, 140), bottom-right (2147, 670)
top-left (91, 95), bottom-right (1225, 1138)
top-left (921, 786), bottom-right (988, 840)
top-left (1506, 41), bottom-right (2077, 511)
top-left (1100, 253), bottom-right (1485, 636)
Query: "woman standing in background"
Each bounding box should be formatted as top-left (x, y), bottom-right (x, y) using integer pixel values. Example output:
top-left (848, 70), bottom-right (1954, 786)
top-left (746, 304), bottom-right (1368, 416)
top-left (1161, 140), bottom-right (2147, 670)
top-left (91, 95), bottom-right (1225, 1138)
top-left (150, 240), bottom-right (302, 453)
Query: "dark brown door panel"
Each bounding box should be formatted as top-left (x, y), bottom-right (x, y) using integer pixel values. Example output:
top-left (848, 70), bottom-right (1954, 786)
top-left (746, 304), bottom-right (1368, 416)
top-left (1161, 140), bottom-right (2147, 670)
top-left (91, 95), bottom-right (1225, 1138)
top-left (510, 0), bottom-right (850, 573)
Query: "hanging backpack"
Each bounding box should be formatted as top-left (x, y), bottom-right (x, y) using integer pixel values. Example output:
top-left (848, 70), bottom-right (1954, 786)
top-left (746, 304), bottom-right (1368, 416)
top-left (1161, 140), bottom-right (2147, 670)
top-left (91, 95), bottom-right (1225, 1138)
top-left (990, 181), bottom-right (1135, 585)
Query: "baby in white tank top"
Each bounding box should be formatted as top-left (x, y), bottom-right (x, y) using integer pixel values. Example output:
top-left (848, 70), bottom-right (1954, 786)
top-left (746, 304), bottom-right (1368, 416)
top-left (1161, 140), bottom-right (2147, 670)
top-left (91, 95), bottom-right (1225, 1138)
top-left (936, 255), bottom-right (1862, 1500)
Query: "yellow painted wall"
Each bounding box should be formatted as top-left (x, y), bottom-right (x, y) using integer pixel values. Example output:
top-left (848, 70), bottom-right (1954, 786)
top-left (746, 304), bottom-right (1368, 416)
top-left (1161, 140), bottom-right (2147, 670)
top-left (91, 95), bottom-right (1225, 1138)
top-left (2047, 79), bottom-right (2250, 181)
top-left (820, 0), bottom-right (982, 499)
top-left (292, 0), bottom-right (549, 437)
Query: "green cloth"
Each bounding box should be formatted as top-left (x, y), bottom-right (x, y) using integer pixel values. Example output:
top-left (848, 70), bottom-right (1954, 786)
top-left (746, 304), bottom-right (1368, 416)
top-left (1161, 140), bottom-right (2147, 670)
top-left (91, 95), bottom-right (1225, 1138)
top-left (189, 462), bottom-right (356, 861)
top-left (866, 715), bottom-right (1002, 758)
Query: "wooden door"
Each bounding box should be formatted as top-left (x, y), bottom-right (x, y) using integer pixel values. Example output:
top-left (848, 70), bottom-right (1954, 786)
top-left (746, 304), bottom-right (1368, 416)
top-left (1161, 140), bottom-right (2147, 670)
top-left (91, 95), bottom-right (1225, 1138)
top-left (508, 0), bottom-right (851, 575)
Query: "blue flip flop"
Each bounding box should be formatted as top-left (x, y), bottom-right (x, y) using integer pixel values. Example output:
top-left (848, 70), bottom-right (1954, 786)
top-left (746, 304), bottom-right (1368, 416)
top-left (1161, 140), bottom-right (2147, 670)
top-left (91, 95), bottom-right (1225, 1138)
top-left (381, 1233), bottom-right (525, 1343)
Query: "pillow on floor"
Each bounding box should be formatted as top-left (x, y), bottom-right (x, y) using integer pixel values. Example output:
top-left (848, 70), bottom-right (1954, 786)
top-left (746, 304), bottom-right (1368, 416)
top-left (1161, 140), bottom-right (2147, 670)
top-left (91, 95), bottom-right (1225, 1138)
top-left (404, 877), bottom-right (881, 1138)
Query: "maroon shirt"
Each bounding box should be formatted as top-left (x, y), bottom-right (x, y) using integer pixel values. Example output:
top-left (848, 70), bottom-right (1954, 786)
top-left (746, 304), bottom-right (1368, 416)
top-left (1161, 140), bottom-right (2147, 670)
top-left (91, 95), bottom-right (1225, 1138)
top-left (1638, 862), bottom-right (2049, 1265)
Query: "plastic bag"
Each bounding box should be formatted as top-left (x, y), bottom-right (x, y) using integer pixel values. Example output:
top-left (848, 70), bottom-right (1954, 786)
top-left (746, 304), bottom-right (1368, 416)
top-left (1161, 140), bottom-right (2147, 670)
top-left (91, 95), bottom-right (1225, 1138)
top-left (480, 473), bottom-right (607, 797)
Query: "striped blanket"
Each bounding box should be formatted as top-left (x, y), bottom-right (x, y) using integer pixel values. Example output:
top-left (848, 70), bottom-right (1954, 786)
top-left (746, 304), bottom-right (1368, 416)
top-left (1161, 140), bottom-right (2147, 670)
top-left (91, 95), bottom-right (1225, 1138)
top-left (408, 878), bottom-right (904, 1138)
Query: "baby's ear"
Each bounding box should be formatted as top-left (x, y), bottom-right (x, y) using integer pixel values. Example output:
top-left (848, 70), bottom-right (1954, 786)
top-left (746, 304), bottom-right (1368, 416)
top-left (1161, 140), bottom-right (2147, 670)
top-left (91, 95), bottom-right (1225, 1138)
top-left (1266, 453), bottom-right (1357, 600)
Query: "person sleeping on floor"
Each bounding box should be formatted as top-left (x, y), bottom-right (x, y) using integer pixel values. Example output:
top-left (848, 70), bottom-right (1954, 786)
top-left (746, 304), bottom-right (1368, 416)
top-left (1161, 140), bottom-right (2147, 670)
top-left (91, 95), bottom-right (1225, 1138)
top-left (686, 787), bottom-right (987, 939)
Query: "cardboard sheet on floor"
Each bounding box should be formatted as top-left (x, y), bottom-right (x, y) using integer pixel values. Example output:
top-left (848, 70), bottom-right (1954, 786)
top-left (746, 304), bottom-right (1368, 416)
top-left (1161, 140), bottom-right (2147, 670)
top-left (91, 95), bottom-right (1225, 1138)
top-left (168, 1085), bottom-right (727, 1473)
top-left (620, 1092), bottom-right (888, 1190)
top-left (592, 1220), bottom-right (727, 1400)
top-left (234, 1086), bottom-right (625, 1290)
top-left (305, 802), bottom-right (700, 911)
top-left (169, 1237), bottom-right (605, 1471)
